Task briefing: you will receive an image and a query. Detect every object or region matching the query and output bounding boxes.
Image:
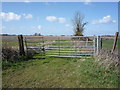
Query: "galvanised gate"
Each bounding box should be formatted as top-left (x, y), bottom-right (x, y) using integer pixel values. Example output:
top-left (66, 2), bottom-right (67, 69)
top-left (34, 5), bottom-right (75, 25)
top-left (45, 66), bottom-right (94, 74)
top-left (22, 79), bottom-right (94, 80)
top-left (25, 36), bottom-right (101, 58)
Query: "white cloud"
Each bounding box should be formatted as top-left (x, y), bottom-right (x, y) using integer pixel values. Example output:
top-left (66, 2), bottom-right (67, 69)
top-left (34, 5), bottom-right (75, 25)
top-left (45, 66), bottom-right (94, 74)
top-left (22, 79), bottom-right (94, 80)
top-left (46, 16), bottom-right (58, 22)
top-left (65, 24), bottom-right (73, 28)
top-left (24, 0), bottom-right (30, 3)
top-left (58, 18), bottom-right (66, 23)
top-left (0, 12), bottom-right (33, 22)
top-left (84, 0), bottom-right (91, 5)
top-left (46, 16), bottom-right (66, 23)
top-left (23, 14), bottom-right (33, 19)
top-left (32, 25), bottom-right (42, 30)
top-left (92, 15), bottom-right (116, 24)
top-left (0, 12), bottom-right (21, 22)
top-left (37, 25), bottom-right (42, 30)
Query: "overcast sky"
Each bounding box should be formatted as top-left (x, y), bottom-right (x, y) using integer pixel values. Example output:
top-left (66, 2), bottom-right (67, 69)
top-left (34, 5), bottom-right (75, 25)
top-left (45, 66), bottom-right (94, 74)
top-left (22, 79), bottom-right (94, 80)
top-left (0, 2), bottom-right (118, 36)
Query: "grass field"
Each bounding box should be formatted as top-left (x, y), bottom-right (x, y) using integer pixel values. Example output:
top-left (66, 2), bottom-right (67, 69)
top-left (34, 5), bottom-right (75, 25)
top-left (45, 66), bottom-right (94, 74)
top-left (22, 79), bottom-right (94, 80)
top-left (2, 36), bottom-right (119, 88)
top-left (102, 40), bottom-right (119, 50)
top-left (2, 56), bottom-right (118, 88)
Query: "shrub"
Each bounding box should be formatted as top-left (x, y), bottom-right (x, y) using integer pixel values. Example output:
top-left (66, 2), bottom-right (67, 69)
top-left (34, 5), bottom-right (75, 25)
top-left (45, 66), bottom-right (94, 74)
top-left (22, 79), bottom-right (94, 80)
top-left (2, 47), bottom-right (37, 70)
top-left (26, 49), bottom-right (36, 59)
top-left (2, 47), bottom-right (36, 61)
top-left (2, 47), bottom-right (19, 61)
top-left (95, 49), bottom-right (120, 72)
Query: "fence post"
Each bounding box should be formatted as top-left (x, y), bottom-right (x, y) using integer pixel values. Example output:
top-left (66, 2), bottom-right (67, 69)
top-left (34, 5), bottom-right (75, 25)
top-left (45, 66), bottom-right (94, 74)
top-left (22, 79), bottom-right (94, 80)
top-left (96, 36), bottom-right (101, 55)
top-left (99, 36), bottom-right (102, 50)
top-left (98, 36), bottom-right (102, 53)
top-left (18, 35), bottom-right (25, 56)
top-left (24, 37), bottom-right (28, 56)
top-left (112, 32), bottom-right (119, 52)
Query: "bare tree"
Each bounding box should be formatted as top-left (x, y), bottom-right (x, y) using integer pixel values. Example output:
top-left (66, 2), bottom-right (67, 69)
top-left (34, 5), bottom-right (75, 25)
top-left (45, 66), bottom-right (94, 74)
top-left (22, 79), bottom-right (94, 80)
top-left (72, 12), bottom-right (88, 36)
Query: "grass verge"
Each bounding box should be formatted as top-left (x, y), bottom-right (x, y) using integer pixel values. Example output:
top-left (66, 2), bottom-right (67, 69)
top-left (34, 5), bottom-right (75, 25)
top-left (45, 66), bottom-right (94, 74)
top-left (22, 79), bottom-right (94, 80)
top-left (2, 56), bottom-right (119, 88)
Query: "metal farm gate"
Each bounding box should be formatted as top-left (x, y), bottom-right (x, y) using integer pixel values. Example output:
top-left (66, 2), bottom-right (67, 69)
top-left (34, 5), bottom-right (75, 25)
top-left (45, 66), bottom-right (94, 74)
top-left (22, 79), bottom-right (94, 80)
top-left (25, 36), bottom-right (101, 58)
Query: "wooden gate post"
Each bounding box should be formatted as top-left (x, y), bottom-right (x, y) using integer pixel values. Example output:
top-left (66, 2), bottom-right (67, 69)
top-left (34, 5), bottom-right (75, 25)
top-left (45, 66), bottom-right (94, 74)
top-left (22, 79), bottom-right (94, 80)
top-left (18, 35), bottom-right (25, 56)
top-left (112, 32), bottom-right (119, 52)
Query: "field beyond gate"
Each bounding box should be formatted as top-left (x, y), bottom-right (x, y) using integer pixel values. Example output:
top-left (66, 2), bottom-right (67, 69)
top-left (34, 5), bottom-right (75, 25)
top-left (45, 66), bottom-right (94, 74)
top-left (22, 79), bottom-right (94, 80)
top-left (25, 36), bottom-right (96, 58)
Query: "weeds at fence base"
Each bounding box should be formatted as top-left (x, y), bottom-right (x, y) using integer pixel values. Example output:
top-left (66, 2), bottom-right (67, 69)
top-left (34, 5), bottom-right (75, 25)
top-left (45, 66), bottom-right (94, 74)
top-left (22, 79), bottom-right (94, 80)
top-left (95, 49), bottom-right (120, 72)
top-left (2, 47), bottom-right (39, 70)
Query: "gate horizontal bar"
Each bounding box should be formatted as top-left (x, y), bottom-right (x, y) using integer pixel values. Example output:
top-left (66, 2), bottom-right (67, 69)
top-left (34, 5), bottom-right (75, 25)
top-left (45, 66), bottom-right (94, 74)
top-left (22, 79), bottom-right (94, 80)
top-left (27, 48), bottom-right (42, 49)
top-left (46, 53), bottom-right (94, 56)
top-left (57, 41), bottom-right (94, 43)
top-left (45, 50), bottom-right (94, 53)
top-left (46, 55), bottom-right (92, 58)
top-left (46, 46), bottom-right (95, 48)
top-left (46, 48), bottom-right (94, 50)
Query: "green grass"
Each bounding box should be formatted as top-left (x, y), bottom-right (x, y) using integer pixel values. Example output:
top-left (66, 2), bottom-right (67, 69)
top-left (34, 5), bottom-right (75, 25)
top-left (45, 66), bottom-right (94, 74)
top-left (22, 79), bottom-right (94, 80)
top-left (2, 39), bottom-right (119, 88)
top-left (2, 56), bottom-right (119, 88)
top-left (102, 40), bottom-right (119, 50)
top-left (2, 40), bottom-right (43, 47)
top-left (2, 41), bottom-right (18, 47)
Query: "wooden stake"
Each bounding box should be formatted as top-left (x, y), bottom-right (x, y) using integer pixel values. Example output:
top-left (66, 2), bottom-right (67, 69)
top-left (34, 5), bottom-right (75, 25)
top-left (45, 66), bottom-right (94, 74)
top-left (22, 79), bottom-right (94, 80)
top-left (112, 32), bottom-right (119, 52)
top-left (18, 35), bottom-right (25, 56)
top-left (100, 38), bottom-right (102, 49)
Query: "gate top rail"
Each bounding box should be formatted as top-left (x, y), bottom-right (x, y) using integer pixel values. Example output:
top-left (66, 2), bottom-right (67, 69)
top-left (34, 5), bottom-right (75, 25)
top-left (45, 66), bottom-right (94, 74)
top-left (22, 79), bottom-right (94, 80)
top-left (25, 36), bottom-right (96, 38)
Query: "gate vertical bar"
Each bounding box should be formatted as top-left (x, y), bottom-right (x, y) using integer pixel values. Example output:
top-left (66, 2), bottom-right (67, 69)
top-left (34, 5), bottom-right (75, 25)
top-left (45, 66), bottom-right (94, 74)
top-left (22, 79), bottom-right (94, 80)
top-left (58, 36), bottom-right (60, 56)
top-left (86, 37), bottom-right (88, 46)
top-left (39, 37), bottom-right (42, 56)
top-left (93, 36), bottom-right (96, 56)
top-left (97, 36), bottom-right (99, 55)
top-left (74, 38), bottom-right (77, 58)
top-left (42, 36), bottom-right (45, 56)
